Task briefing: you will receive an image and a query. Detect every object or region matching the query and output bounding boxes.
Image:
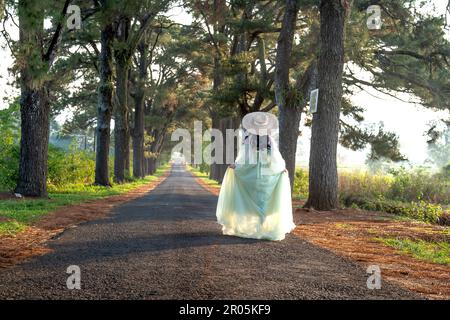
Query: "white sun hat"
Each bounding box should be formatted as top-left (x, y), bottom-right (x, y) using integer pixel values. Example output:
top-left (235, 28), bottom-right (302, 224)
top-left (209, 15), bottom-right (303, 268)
top-left (242, 112), bottom-right (279, 135)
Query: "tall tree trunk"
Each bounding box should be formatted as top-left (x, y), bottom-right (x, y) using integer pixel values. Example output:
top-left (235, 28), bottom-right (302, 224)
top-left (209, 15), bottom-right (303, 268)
top-left (275, 0), bottom-right (300, 191)
top-left (14, 0), bottom-right (70, 196)
top-left (209, 51), bottom-right (225, 181)
top-left (305, 0), bottom-right (346, 210)
top-left (93, 128), bottom-right (96, 153)
top-left (208, 0), bottom-right (226, 181)
top-left (132, 39), bottom-right (147, 178)
top-left (113, 19), bottom-right (131, 183)
top-left (15, 0), bottom-right (50, 197)
top-left (148, 158), bottom-right (156, 175)
top-left (95, 22), bottom-right (115, 186)
top-left (114, 60), bottom-right (131, 182)
top-left (15, 88), bottom-right (50, 197)
top-left (280, 61), bottom-right (319, 193)
top-left (209, 15), bottom-right (245, 183)
top-left (143, 157), bottom-right (149, 175)
top-left (133, 93), bottom-right (145, 178)
top-left (147, 120), bottom-right (170, 175)
top-left (279, 109), bottom-right (300, 191)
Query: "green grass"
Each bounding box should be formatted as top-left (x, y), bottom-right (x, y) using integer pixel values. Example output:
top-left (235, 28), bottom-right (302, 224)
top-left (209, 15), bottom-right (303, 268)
top-left (0, 220), bottom-right (27, 236)
top-left (187, 165), bottom-right (221, 188)
top-left (0, 164), bottom-right (171, 236)
top-left (376, 237), bottom-right (450, 265)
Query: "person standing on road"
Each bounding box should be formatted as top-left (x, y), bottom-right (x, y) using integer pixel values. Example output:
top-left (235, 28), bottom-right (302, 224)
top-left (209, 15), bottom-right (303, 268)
top-left (216, 112), bottom-right (296, 241)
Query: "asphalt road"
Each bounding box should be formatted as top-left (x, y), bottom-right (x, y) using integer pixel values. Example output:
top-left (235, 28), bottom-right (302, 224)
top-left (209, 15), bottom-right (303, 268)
top-left (0, 165), bottom-right (419, 299)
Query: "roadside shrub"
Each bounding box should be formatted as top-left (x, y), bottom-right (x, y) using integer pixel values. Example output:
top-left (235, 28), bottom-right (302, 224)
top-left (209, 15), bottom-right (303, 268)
top-left (388, 168), bottom-right (449, 204)
top-left (339, 170), bottom-right (392, 199)
top-left (296, 165), bottom-right (449, 225)
top-left (409, 201), bottom-right (444, 224)
top-left (0, 104), bottom-right (20, 190)
top-left (0, 143), bottom-right (19, 191)
top-left (199, 163), bottom-right (210, 174)
top-left (293, 168), bottom-right (309, 199)
top-left (341, 195), bottom-right (448, 225)
top-left (0, 144), bottom-right (96, 191)
top-left (47, 144), bottom-right (95, 188)
top-left (339, 168), bottom-right (449, 205)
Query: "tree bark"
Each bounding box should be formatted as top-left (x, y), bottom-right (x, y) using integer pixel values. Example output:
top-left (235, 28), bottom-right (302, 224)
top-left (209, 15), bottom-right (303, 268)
top-left (209, 11), bottom-right (243, 183)
top-left (14, 0), bottom-right (52, 197)
top-left (143, 157), bottom-right (149, 175)
top-left (275, 0), bottom-right (300, 191)
top-left (15, 87), bottom-right (50, 197)
top-left (148, 158), bottom-right (156, 175)
top-left (282, 61), bottom-right (318, 192)
top-left (132, 39), bottom-right (147, 178)
top-left (132, 94), bottom-right (145, 178)
top-left (146, 119), bottom-right (170, 175)
top-left (208, 50), bottom-right (225, 182)
top-left (207, 0), bottom-right (227, 182)
top-left (95, 22), bottom-right (115, 186)
top-left (305, 0), bottom-right (346, 210)
top-left (114, 59), bottom-right (131, 183)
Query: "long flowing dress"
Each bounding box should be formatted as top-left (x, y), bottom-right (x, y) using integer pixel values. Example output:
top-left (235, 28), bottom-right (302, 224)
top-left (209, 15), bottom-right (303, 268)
top-left (216, 133), bottom-right (296, 241)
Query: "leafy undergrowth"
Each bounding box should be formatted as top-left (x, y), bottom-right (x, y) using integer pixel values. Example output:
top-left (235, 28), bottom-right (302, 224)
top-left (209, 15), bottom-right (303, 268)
top-left (0, 165), bottom-right (170, 236)
top-left (341, 195), bottom-right (450, 225)
top-left (0, 220), bottom-right (26, 236)
top-left (375, 237), bottom-right (450, 265)
top-left (293, 166), bottom-right (450, 225)
top-left (338, 168), bottom-right (449, 205)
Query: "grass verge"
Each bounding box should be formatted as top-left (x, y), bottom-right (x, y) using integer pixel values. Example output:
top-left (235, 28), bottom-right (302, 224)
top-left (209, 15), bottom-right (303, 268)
top-left (187, 165), bottom-right (221, 189)
top-left (376, 237), bottom-right (450, 265)
top-left (341, 195), bottom-right (449, 225)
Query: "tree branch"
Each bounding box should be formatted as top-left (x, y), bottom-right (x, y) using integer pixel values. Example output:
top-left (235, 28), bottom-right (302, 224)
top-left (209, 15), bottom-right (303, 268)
top-left (43, 0), bottom-right (72, 64)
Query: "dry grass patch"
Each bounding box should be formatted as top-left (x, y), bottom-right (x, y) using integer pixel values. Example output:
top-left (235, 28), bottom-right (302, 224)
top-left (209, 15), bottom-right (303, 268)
top-left (293, 208), bottom-right (450, 299)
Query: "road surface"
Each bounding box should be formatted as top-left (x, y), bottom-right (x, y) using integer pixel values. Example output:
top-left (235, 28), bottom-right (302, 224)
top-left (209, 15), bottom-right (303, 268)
top-left (0, 165), bottom-right (418, 299)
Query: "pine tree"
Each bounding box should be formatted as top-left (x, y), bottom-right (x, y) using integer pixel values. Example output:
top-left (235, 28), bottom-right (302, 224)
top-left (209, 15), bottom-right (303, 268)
top-left (14, 0), bottom-right (72, 197)
top-left (304, 0), bottom-right (347, 210)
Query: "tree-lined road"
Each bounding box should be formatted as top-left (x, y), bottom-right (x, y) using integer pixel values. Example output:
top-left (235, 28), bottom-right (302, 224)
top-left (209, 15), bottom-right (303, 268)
top-left (0, 165), bottom-right (418, 299)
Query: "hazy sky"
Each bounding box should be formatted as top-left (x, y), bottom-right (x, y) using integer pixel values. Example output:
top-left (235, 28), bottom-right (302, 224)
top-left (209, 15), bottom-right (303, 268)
top-left (0, 1), bottom-right (449, 168)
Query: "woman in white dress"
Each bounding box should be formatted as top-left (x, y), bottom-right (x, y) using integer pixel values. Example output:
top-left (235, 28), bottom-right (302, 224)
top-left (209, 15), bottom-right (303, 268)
top-left (216, 112), bottom-right (296, 241)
